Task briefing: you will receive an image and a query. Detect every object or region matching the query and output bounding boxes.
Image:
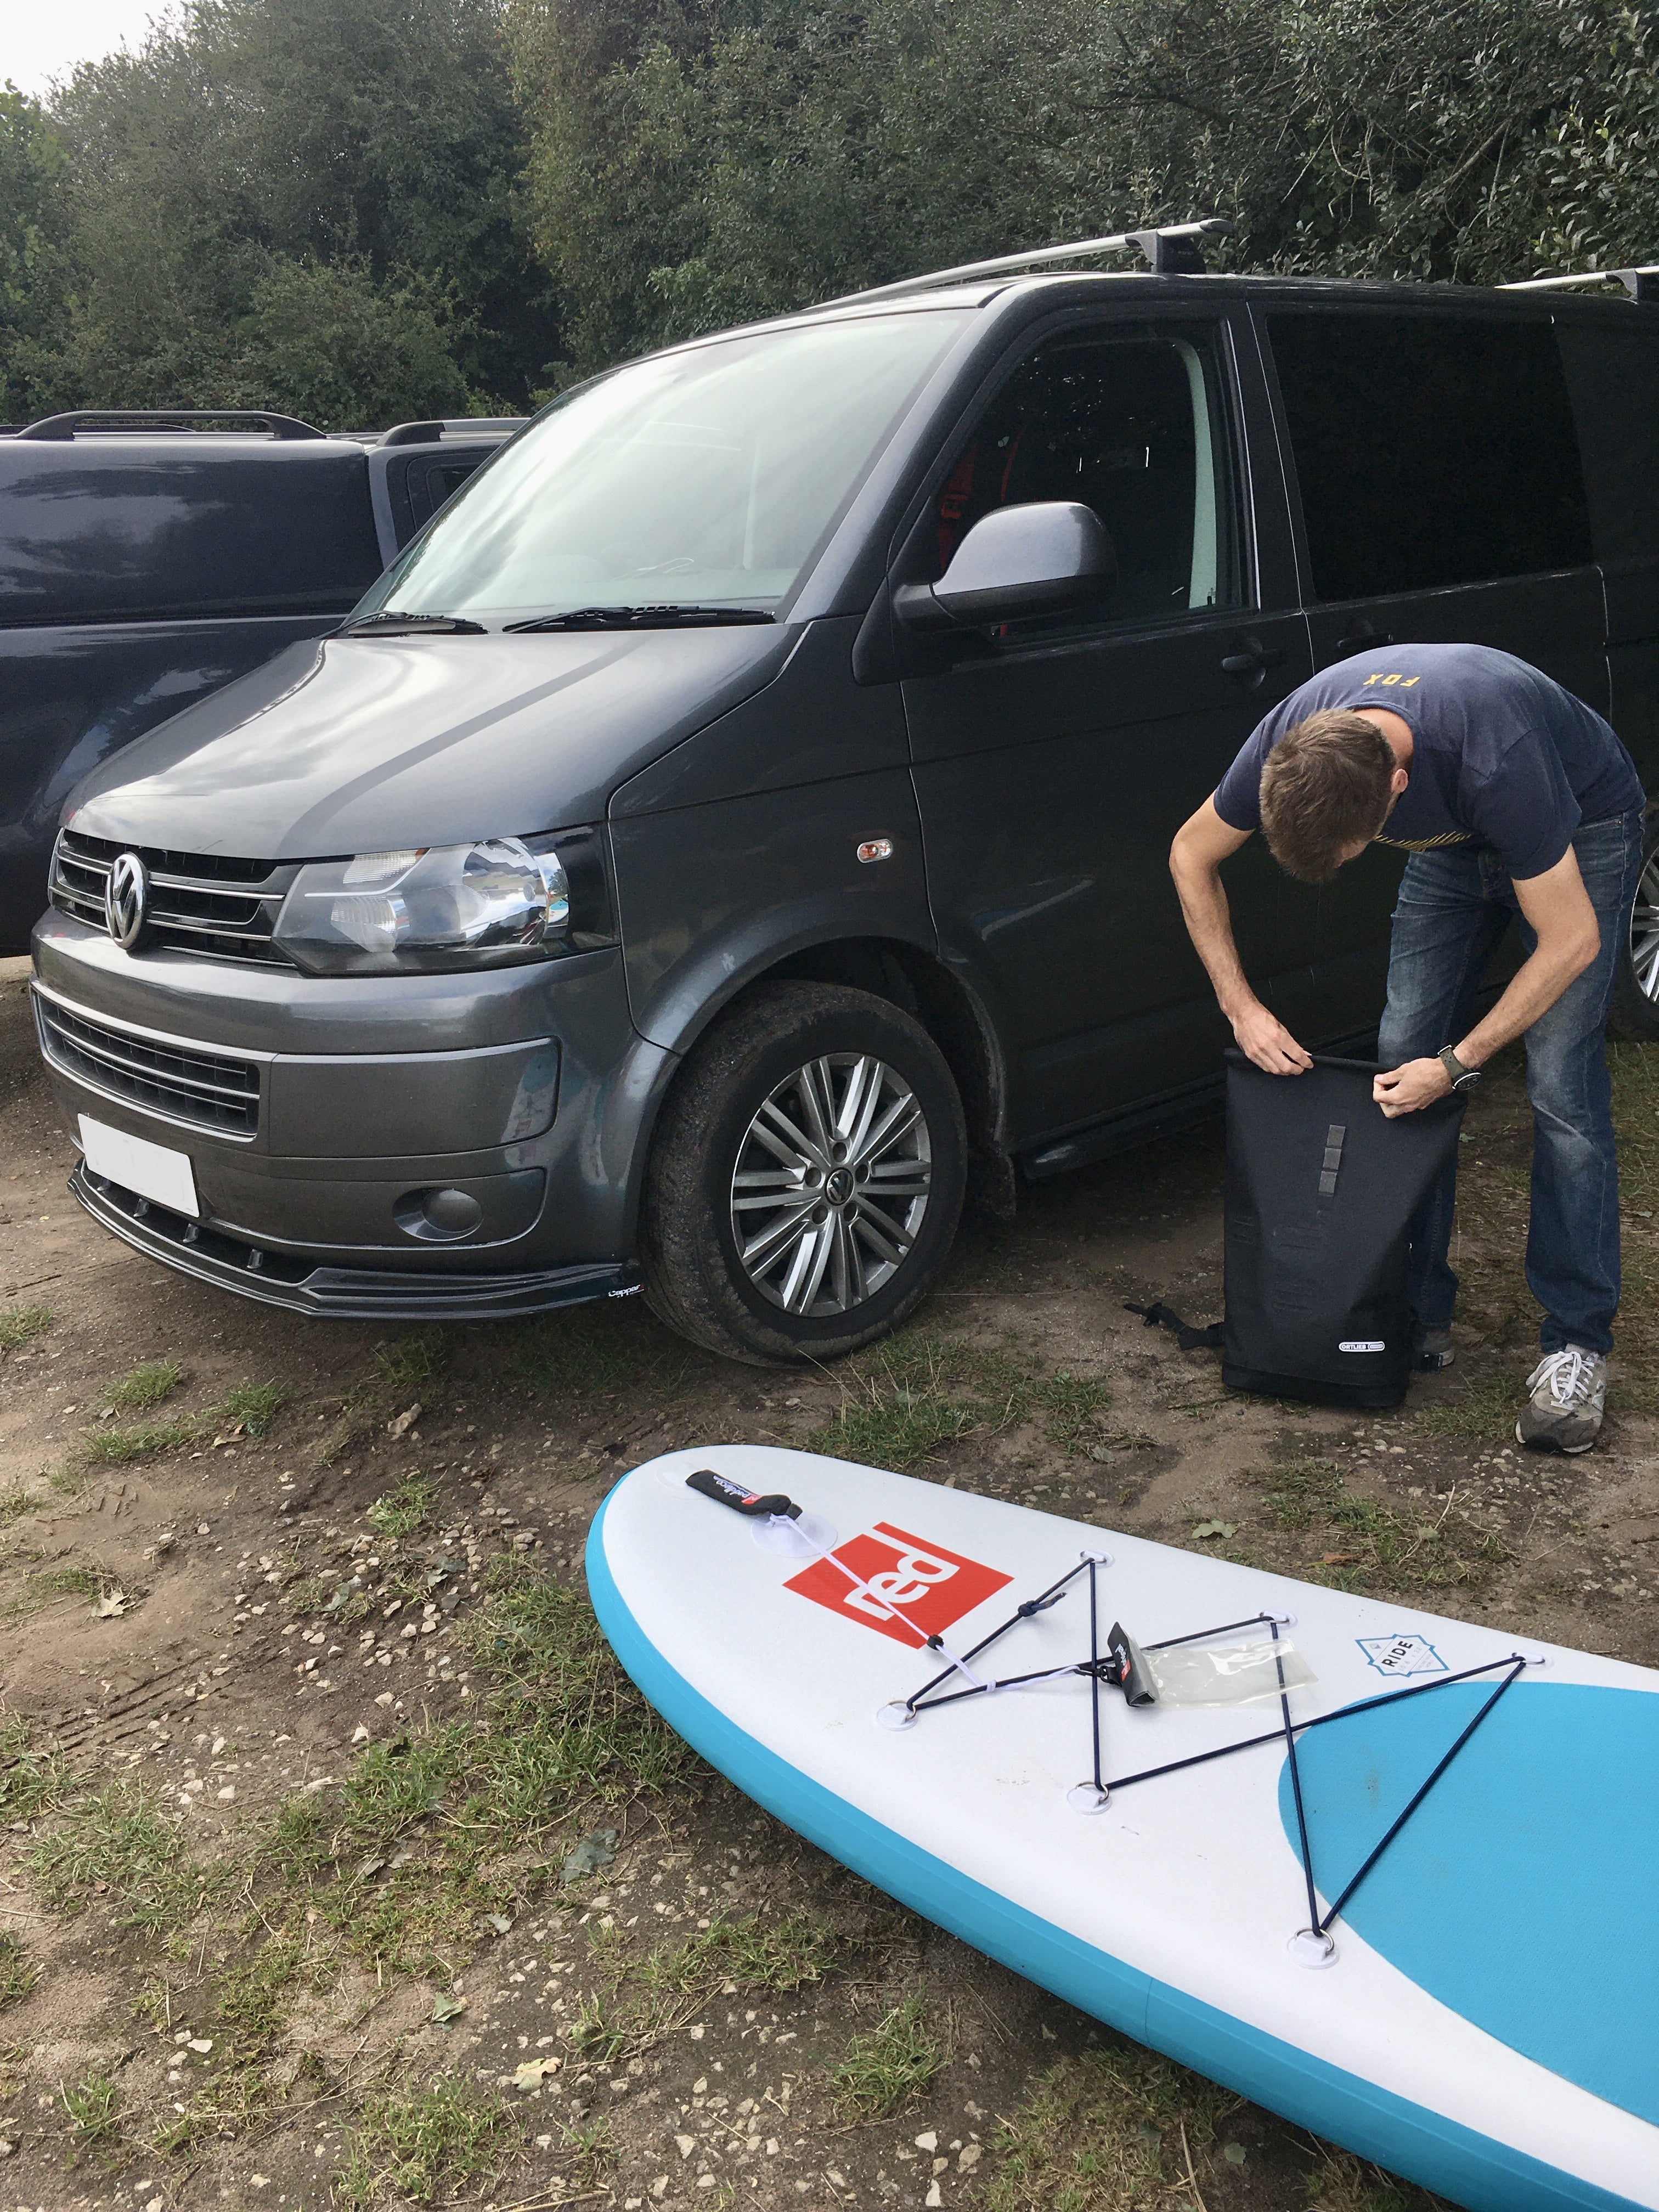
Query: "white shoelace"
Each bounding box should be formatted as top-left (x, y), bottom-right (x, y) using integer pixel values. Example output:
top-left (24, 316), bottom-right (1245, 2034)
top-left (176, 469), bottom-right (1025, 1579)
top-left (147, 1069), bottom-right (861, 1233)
top-left (1525, 1348), bottom-right (1601, 1408)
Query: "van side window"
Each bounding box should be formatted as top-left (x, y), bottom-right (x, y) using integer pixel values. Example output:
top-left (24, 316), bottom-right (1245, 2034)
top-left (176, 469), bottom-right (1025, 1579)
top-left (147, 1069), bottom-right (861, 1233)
top-left (928, 325), bottom-right (1244, 632)
top-left (1268, 312), bottom-right (1593, 601)
top-left (1555, 324), bottom-right (1659, 566)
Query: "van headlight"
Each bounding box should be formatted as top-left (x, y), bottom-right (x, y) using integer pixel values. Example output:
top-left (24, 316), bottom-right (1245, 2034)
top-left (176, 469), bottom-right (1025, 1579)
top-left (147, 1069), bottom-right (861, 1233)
top-left (274, 836), bottom-right (578, 975)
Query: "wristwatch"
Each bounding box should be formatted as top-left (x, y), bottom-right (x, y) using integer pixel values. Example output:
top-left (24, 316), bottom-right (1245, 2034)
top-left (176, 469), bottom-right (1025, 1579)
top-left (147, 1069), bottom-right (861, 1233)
top-left (1438, 1046), bottom-right (1481, 1092)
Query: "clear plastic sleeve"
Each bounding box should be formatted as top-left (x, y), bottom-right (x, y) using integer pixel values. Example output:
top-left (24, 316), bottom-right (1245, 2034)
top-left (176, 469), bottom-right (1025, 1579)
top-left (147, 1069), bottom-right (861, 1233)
top-left (1143, 1636), bottom-right (1316, 1707)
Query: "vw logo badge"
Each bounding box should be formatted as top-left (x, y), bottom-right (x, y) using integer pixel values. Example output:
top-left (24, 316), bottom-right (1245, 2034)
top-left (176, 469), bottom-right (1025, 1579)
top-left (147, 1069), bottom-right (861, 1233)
top-left (105, 851), bottom-right (150, 950)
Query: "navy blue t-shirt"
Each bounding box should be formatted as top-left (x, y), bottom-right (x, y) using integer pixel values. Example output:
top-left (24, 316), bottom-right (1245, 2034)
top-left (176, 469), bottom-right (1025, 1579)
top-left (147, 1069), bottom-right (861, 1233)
top-left (1214, 644), bottom-right (1644, 881)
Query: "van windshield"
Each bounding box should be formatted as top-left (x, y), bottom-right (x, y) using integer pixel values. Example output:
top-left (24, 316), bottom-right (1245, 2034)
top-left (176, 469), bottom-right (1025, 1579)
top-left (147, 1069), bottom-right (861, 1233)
top-left (357, 312), bottom-right (969, 625)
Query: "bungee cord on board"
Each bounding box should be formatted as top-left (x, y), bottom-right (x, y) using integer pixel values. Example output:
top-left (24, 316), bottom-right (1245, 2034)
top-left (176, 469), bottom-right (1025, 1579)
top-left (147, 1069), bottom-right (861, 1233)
top-left (862, 1548), bottom-right (1542, 1962)
top-left (682, 1466), bottom-right (1545, 1966)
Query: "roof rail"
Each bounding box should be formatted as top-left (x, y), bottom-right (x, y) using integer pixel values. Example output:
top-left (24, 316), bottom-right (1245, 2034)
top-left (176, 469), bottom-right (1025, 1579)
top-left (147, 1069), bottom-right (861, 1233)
top-left (810, 219), bottom-right (1237, 312)
top-left (15, 408), bottom-right (326, 442)
top-left (378, 416), bottom-right (528, 446)
top-left (1502, 264), bottom-right (1659, 303)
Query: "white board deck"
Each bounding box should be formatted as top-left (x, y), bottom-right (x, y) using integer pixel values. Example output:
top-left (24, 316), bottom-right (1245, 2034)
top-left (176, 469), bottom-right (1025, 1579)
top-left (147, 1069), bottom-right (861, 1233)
top-left (589, 1446), bottom-right (1659, 2212)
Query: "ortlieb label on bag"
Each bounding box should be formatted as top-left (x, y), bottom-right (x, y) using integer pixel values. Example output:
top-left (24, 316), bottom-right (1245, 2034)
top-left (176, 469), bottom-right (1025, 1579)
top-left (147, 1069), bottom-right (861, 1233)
top-left (1339, 1340), bottom-right (1386, 1353)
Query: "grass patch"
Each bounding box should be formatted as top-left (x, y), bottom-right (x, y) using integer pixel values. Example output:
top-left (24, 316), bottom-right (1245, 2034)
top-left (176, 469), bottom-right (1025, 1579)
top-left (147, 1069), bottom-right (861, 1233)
top-left (80, 1414), bottom-right (199, 1465)
top-left (983, 2046), bottom-right (1232, 2212)
top-left (1253, 1455), bottom-right (1505, 1594)
top-left (267, 1562), bottom-right (695, 1968)
top-left (216, 1380), bottom-right (285, 1436)
top-left (320, 1335), bottom-right (445, 1462)
top-left (1028, 1369), bottom-right (1115, 1451)
top-left (0, 1933), bottom-right (35, 2010)
top-left (637, 1911), bottom-right (838, 1999)
top-left (810, 1334), bottom-right (1015, 1467)
top-left (371, 1330), bottom-right (449, 1398)
top-left (40, 1565), bottom-right (102, 1601)
top-left (62, 2069), bottom-right (123, 2155)
top-left (1256, 1456), bottom-right (1348, 1533)
top-left (809, 1331), bottom-right (1113, 1470)
top-left (0, 1714), bottom-right (63, 1819)
top-left (563, 1912), bottom-right (840, 2068)
top-left (830, 1993), bottom-right (945, 2119)
top-left (365, 1474), bottom-right (436, 1542)
top-left (1413, 1374), bottom-right (1520, 1441)
top-left (25, 1784), bottom-right (205, 1936)
top-left (102, 1360), bottom-right (182, 1412)
top-left (567, 1989), bottom-right (629, 2064)
top-left (1301, 2143), bottom-right (1457, 2210)
top-left (340, 2076), bottom-right (519, 2208)
top-left (554, 2111), bottom-right (617, 2192)
top-left (0, 1304), bottom-right (52, 1352)
top-left (215, 1934), bottom-right (307, 2047)
top-left (76, 1378), bottom-right (286, 1465)
top-left (496, 1302), bottom-right (692, 1401)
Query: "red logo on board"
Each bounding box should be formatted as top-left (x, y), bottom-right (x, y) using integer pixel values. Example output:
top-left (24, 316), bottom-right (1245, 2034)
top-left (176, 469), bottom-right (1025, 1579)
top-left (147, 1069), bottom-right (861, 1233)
top-left (783, 1522), bottom-right (1012, 1648)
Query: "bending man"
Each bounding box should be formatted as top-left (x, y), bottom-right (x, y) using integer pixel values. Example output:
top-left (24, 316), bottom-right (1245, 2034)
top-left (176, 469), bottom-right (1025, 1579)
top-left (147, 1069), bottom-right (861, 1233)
top-left (1169, 642), bottom-right (1645, 1453)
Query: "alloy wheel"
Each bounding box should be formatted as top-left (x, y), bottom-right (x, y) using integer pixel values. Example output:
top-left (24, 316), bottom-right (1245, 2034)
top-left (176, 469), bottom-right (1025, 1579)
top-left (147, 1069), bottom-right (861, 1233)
top-left (1630, 853), bottom-right (1659, 1005)
top-left (730, 1052), bottom-right (933, 1316)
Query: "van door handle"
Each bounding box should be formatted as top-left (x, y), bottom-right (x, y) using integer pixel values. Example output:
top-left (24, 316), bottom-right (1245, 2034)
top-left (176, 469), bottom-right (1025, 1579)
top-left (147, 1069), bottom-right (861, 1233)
top-left (1221, 644), bottom-right (1286, 675)
top-left (1335, 626), bottom-right (1394, 657)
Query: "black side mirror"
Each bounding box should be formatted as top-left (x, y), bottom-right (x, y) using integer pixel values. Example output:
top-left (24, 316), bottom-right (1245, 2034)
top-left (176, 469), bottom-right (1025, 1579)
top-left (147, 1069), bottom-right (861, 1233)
top-left (893, 501), bottom-right (1117, 632)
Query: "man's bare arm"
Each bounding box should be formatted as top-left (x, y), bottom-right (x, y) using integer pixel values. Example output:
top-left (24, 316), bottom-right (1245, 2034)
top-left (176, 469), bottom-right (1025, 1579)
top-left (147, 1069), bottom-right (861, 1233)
top-left (1169, 797), bottom-right (1313, 1075)
top-left (1374, 847), bottom-right (1602, 1115)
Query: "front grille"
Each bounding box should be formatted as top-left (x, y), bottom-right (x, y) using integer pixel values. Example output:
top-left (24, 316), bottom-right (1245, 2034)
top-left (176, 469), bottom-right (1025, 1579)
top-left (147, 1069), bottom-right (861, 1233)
top-left (36, 994), bottom-right (261, 1134)
top-left (51, 830), bottom-right (298, 965)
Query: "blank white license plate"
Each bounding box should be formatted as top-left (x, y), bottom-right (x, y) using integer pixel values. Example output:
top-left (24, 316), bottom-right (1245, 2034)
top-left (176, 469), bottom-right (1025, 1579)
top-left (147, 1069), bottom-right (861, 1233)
top-left (79, 1115), bottom-right (199, 1219)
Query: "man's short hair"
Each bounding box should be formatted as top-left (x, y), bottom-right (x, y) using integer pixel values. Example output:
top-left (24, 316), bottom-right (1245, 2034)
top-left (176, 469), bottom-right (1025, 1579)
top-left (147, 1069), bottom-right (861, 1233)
top-left (1259, 710), bottom-right (1396, 882)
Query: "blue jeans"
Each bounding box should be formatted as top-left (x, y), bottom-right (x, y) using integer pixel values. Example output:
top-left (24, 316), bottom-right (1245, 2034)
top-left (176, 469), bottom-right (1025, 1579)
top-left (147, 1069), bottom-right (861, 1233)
top-left (1376, 810), bottom-right (1644, 1357)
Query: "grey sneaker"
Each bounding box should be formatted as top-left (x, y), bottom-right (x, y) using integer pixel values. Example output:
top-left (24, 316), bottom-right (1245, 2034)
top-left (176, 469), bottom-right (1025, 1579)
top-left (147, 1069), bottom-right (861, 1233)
top-left (1516, 1347), bottom-right (1607, 1453)
top-left (1413, 1328), bottom-right (1456, 1373)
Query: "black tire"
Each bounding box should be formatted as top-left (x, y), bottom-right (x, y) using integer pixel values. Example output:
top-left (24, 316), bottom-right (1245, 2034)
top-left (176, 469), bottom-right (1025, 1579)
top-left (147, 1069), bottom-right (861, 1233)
top-left (641, 981), bottom-right (968, 1365)
top-left (1609, 816), bottom-right (1659, 1042)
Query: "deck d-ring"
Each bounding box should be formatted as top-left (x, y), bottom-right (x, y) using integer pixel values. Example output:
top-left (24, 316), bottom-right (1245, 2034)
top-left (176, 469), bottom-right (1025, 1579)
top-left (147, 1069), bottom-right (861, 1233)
top-left (1287, 1927), bottom-right (1339, 1969)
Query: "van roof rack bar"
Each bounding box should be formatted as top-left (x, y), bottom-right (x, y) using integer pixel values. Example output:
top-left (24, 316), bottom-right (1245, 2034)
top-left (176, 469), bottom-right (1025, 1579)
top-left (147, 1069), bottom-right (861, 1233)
top-left (811, 219), bottom-right (1235, 312)
top-left (14, 409), bottom-right (326, 442)
top-left (378, 417), bottom-right (529, 446)
top-left (1502, 264), bottom-right (1659, 302)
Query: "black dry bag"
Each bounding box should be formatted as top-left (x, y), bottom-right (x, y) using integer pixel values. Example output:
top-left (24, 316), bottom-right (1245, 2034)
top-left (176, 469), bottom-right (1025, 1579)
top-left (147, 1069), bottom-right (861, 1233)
top-left (1221, 1051), bottom-right (1464, 1410)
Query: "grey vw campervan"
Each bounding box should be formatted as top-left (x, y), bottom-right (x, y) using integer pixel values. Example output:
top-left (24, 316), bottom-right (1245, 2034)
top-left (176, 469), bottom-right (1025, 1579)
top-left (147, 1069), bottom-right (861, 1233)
top-left (29, 230), bottom-right (1659, 1362)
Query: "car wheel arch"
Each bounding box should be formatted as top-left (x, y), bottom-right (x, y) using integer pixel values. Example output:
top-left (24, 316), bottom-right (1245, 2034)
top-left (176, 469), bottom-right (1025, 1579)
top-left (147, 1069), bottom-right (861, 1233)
top-left (619, 933), bottom-right (1013, 1252)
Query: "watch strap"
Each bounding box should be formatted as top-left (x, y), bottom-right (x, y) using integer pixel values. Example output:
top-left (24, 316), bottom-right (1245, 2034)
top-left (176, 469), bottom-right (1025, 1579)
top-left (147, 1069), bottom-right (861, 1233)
top-left (1438, 1046), bottom-right (1480, 1090)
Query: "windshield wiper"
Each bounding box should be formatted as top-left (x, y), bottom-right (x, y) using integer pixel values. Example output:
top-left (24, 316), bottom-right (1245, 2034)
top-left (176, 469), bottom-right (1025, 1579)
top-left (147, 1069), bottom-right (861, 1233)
top-left (338, 611), bottom-right (487, 636)
top-left (503, 605), bottom-right (776, 632)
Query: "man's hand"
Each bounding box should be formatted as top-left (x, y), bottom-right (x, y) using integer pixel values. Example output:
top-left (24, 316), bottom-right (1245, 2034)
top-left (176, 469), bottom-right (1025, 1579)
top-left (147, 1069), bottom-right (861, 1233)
top-left (1232, 1000), bottom-right (1314, 1075)
top-left (1374, 1057), bottom-right (1454, 1117)
top-left (1169, 799), bottom-right (1313, 1071)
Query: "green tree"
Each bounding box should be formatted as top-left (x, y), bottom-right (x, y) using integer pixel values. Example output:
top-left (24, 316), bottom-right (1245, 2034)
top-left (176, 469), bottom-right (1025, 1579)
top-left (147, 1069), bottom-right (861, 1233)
top-left (26, 0), bottom-right (557, 425)
top-left (231, 259), bottom-right (471, 426)
top-left (0, 86), bottom-right (73, 421)
top-left (507, 0), bottom-right (1659, 381)
top-left (1530, 3), bottom-right (1659, 276)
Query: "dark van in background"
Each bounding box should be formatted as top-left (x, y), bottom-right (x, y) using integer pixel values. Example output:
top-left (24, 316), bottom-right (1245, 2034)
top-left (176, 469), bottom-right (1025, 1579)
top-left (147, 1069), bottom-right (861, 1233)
top-left (27, 233), bottom-right (1659, 1363)
top-left (0, 410), bottom-right (521, 951)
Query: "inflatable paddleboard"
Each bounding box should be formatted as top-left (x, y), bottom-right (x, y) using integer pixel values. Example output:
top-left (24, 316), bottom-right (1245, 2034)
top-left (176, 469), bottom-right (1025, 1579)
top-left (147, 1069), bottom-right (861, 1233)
top-left (588, 1447), bottom-right (1659, 2212)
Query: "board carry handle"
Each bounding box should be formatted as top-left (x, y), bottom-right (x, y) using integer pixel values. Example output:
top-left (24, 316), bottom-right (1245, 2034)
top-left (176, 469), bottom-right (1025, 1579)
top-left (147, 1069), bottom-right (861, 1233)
top-left (686, 1468), bottom-right (802, 1521)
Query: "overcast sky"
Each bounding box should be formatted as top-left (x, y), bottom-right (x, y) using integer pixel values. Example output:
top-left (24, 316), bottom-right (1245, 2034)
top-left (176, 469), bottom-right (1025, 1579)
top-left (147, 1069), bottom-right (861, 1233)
top-left (6, 2), bottom-right (171, 96)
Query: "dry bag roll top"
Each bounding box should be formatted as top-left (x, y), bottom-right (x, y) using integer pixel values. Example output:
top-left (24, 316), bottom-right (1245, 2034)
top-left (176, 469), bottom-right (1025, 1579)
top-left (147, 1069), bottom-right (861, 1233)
top-left (1222, 1051), bottom-right (1464, 1410)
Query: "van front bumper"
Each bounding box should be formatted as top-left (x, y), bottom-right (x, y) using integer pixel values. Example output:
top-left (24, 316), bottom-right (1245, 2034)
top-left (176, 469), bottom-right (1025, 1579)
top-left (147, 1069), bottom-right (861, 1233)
top-left (66, 1161), bottom-right (639, 1317)
top-left (32, 911), bottom-right (670, 1318)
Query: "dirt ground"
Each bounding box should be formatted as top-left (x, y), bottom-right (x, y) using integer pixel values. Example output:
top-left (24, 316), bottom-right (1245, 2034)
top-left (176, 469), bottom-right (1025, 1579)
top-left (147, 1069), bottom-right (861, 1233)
top-left (1, 947), bottom-right (1655, 2212)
